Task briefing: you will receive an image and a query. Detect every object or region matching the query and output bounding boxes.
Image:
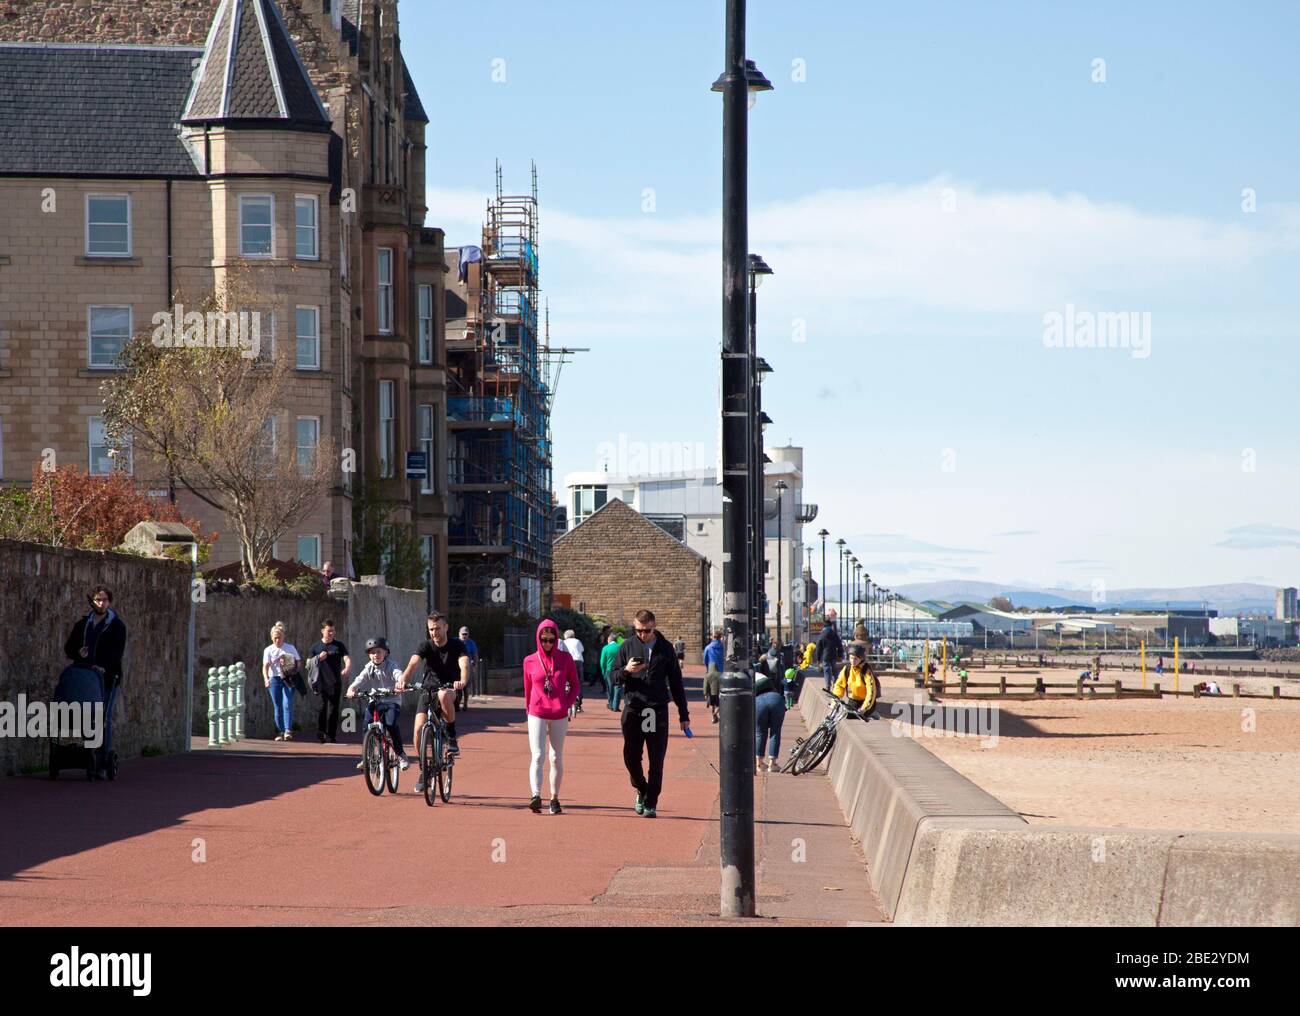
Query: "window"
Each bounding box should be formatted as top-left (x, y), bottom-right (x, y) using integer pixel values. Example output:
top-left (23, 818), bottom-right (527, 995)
top-left (418, 284), bottom-right (433, 364)
top-left (377, 248), bottom-right (394, 334)
top-left (340, 217), bottom-right (349, 282)
top-left (86, 195), bottom-right (131, 257)
top-left (378, 380), bottom-right (394, 478)
top-left (88, 306), bottom-right (132, 369)
top-left (258, 418), bottom-right (277, 473)
top-left (89, 417), bottom-right (131, 475)
top-left (341, 319), bottom-right (350, 388)
top-left (296, 417), bottom-right (320, 474)
top-left (297, 535), bottom-right (321, 569)
top-left (295, 195), bottom-right (319, 259)
top-left (296, 306), bottom-right (320, 370)
top-left (418, 404), bottom-right (434, 494)
top-left (239, 195), bottom-right (274, 257)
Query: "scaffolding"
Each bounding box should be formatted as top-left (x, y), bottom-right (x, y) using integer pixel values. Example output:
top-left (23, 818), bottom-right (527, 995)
top-left (446, 163), bottom-right (554, 614)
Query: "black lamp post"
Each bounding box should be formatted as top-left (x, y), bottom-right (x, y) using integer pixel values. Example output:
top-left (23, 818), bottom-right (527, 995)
top-left (714, 4), bottom-right (771, 920)
top-left (748, 254), bottom-right (771, 652)
top-left (835, 538), bottom-right (846, 635)
top-left (818, 528), bottom-right (829, 629)
top-left (775, 479), bottom-right (787, 647)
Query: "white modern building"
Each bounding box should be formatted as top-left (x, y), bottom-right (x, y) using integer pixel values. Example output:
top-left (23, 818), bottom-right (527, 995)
top-left (563, 444), bottom-right (817, 634)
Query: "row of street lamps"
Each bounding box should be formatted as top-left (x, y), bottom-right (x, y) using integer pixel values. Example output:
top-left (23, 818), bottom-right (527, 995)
top-left (813, 527), bottom-right (900, 640)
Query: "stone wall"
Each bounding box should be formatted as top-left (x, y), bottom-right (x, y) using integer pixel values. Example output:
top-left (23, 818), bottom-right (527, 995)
top-left (553, 499), bottom-right (709, 662)
top-left (0, 0), bottom-right (221, 44)
top-left (0, 539), bottom-right (190, 775)
top-left (0, 539), bottom-right (428, 773)
top-left (193, 579), bottom-right (428, 740)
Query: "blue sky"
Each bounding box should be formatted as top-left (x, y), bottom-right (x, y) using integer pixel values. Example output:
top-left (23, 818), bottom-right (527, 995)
top-left (401, 0), bottom-right (1300, 591)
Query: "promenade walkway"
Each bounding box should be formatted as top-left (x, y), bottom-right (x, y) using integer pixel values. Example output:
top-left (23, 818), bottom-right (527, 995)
top-left (0, 668), bottom-right (882, 926)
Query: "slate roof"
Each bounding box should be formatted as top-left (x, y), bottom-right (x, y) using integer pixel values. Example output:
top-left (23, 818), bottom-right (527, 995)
top-left (403, 61), bottom-right (428, 124)
top-left (183, 0), bottom-right (329, 128)
top-left (0, 43), bottom-right (204, 177)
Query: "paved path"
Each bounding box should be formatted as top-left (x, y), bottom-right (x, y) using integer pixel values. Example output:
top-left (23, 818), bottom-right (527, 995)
top-left (0, 669), bottom-right (882, 926)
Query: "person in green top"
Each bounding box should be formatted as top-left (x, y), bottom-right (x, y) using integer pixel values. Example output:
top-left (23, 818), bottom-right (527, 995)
top-left (601, 631), bottom-right (625, 710)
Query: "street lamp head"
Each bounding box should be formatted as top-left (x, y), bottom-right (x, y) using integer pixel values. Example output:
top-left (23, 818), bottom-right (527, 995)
top-left (818, 529), bottom-right (829, 539)
top-left (836, 538), bottom-right (846, 548)
top-left (748, 253), bottom-right (774, 288)
top-left (711, 58), bottom-right (775, 96)
top-left (775, 479), bottom-right (788, 492)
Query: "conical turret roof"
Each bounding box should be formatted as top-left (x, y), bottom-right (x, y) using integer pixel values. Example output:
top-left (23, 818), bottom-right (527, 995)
top-left (183, 0), bottom-right (329, 129)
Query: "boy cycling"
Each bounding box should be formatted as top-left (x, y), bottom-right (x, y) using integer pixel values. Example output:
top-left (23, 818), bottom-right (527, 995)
top-left (832, 643), bottom-right (880, 716)
top-left (346, 637), bottom-right (411, 770)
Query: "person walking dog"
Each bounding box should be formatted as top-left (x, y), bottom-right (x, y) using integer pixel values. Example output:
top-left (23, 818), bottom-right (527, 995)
top-left (523, 619), bottom-right (580, 814)
top-left (607, 609), bottom-right (691, 818)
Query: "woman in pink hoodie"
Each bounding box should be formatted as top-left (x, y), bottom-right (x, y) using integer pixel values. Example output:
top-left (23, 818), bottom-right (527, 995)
top-left (523, 619), bottom-right (581, 814)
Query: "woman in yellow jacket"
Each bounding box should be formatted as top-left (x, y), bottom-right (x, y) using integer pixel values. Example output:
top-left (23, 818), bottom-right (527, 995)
top-left (832, 643), bottom-right (880, 715)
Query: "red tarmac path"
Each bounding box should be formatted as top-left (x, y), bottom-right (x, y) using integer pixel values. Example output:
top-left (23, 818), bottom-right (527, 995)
top-left (0, 668), bottom-right (883, 926)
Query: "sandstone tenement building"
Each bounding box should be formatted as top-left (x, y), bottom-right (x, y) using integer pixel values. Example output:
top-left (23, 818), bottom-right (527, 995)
top-left (0, 0), bottom-right (450, 601)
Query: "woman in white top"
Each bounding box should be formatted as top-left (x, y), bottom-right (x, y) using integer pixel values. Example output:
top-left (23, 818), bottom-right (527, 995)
top-left (262, 621), bottom-right (301, 741)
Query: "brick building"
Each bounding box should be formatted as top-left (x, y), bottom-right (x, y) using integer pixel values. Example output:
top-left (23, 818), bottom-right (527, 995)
top-left (553, 498), bottom-right (710, 663)
top-left (0, 0), bottom-right (450, 599)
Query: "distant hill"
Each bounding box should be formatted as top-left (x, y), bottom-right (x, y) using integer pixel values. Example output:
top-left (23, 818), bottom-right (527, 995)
top-left (892, 581), bottom-right (1278, 616)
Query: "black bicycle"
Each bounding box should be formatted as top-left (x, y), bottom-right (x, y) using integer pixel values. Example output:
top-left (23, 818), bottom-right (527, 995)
top-left (416, 686), bottom-right (455, 806)
top-left (781, 694), bottom-right (873, 775)
top-left (359, 689), bottom-right (403, 796)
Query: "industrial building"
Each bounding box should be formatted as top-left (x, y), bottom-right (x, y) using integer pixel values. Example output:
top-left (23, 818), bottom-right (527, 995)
top-left (1277, 587), bottom-right (1298, 622)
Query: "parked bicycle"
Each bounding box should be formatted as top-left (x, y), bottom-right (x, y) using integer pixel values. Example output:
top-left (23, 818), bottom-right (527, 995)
top-left (780, 695), bottom-right (869, 775)
top-left (360, 689), bottom-right (404, 796)
top-left (416, 685), bottom-right (455, 806)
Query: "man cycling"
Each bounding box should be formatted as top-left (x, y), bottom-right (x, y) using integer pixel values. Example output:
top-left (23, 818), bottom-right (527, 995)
top-left (832, 643), bottom-right (880, 717)
top-left (399, 611), bottom-right (470, 794)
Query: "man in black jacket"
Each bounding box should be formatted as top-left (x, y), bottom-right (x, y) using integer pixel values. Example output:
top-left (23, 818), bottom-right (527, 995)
top-left (63, 585), bottom-right (127, 773)
top-left (815, 620), bottom-right (844, 692)
top-left (607, 609), bottom-right (691, 818)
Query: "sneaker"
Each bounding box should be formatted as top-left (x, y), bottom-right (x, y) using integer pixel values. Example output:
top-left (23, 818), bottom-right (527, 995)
top-left (447, 737), bottom-right (460, 756)
top-left (711, 714), bottom-right (720, 724)
top-left (274, 733), bottom-right (285, 741)
top-left (414, 779), bottom-right (426, 794)
top-left (398, 756), bottom-right (410, 771)
top-left (317, 732), bottom-right (327, 744)
top-left (643, 805), bottom-right (657, 818)
top-left (529, 795), bottom-right (543, 813)
top-left (549, 798), bottom-right (562, 815)
top-left (284, 731), bottom-right (294, 741)
top-left (635, 792), bottom-right (645, 815)
top-left (356, 760), bottom-right (365, 770)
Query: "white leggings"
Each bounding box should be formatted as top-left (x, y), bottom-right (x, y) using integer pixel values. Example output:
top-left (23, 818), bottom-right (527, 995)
top-left (527, 714), bottom-right (569, 797)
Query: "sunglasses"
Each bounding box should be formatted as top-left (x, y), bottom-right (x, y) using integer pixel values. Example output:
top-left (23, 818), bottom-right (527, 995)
top-left (540, 635), bottom-right (557, 642)
top-left (634, 627), bottom-right (654, 635)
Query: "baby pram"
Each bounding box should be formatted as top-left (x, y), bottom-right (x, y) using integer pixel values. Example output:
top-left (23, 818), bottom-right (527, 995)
top-left (48, 665), bottom-right (118, 782)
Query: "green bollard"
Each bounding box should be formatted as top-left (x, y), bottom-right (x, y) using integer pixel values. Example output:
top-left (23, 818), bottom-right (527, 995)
top-left (233, 662), bottom-right (245, 741)
top-left (218, 666), bottom-right (231, 745)
top-left (207, 668), bottom-right (220, 747)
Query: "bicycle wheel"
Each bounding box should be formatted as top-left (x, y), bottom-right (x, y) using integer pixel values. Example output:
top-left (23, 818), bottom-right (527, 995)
top-left (790, 725), bottom-right (834, 775)
top-left (362, 728), bottom-right (385, 796)
top-left (436, 726), bottom-right (453, 802)
top-left (421, 725), bottom-right (437, 807)
top-left (385, 743), bottom-right (399, 794)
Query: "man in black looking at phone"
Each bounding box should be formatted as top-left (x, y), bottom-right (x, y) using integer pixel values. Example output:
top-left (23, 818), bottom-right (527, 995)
top-left (608, 608), bottom-right (691, 818)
